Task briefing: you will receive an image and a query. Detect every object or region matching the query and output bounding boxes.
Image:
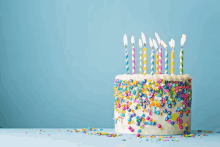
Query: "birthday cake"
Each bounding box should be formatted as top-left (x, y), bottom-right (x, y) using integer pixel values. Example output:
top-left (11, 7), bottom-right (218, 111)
top-left (113, 33), bottom-right (191, 135)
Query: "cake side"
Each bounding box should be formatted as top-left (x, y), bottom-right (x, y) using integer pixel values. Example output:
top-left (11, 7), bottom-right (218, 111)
top-left (113, 74), bottom-right (192, 135)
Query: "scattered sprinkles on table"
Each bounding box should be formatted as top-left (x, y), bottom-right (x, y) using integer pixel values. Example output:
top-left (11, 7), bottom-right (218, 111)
top-left (20, 128), bottom-right (218, 143)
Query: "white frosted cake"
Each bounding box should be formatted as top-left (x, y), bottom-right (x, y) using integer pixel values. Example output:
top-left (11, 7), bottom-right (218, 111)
top-left (113, 74), bottom-right (192, 135)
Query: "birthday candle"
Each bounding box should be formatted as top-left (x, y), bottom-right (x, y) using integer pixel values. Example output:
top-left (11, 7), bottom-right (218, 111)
top-left (143, 48), bottom-right (147, 75)
top-left (155, 33), bottom-right (162, 74)
top-left (123, 34), bottom-right (129, 74)
top-left (165, 49), bottom-right (168, 74)
top-left (180, 49), bottom-right (183, 75)
top-left (171, 49), bottom-right (174, 74)
top-left (125, 49), bottom-right (129, 74)
top-left (180, 34), bottom-right (186, 75)
top-left (141, 32), bottom-right (147, 75)
top-left (161, 41), bottom-right (168, 74)
top-left (169, 39), bottom-right (175, 74)
top-left (139, 39), bottom-right (143, 74)
top-left (159, 47), bottom-right (162, 74)
top-left (151, 49), bottom-right (154, 75)
top-left (153, 39), bottom-right (158, 74)
top-left (156, 51), bottom-right (159, 74)
top-left (131, 36), bottom-right (136, 74)
top-left (149, 38), bottom-right (154, 75)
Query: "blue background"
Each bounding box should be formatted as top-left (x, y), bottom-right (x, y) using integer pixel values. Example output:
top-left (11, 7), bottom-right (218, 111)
top-left (0, 0), bottom-right (220, 130)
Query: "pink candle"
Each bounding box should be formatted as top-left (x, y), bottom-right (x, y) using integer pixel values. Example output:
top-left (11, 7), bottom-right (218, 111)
top-left (132, 47), bottom-right (136, 74)
top-left (159, 47), bottom-right (162, 74)
top-left (131, 36), bottom-right (136, 74)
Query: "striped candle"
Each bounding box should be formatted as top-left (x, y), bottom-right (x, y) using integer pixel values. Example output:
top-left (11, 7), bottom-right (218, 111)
top-left (152, 39), bottom-right (158, 74)
top-left (156, 51), bottom-right (159, 74)
top-left (143, 48), bottom-right (147, 75)
top-left (180, 34), bottom-right (186, 75)
top-left (171, 49), bottom-right (174, 74)
top-left (123, 34), bottom-right (129, 74)
top-left (132, 46), bottom-right (136, 74)
top-left (131, 36), bottom-right (136, 74)
top-left (141, 33), bottom-right (147, 75)
top-left (139, 38), bottom-right (143, 74)
top-left (180, 48), bottom-right (183, 75)
top-left (125, 48), bottom-right (129, 74)
top-left (139, 50), bottom-right (143, 74)
top-left (169, 39), bottom-right (175, 74)
top-left (151, 48), bottom-right (154, 75)
top-left (155, 33), bottom-right (161, 74)
top-left (165, 49), bottom-right (168, 74)
top-left (159, 47), bottom-right (162, 74)
top-left (161, 40), bottom-right (168, 74)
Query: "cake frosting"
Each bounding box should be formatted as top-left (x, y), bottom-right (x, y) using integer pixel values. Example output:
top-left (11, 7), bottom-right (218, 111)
top-left (115, 74), bottom-right (191, 82)
top-left (113, 74), bottom-right (192, 135)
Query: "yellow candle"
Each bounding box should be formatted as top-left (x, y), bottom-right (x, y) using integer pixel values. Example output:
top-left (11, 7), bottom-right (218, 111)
top-left (156, 52), bottom-right (159, 74)
top-left (171, 49), bottom-right (174, 74)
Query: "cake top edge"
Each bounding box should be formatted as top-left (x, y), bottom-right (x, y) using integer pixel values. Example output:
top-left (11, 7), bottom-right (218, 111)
top-left (115, 74), bottom-right (191, 82)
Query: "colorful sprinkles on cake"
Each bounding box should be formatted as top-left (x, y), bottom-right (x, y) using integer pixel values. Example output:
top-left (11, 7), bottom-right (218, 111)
top-left (114, 75), bottom-right (192, 135)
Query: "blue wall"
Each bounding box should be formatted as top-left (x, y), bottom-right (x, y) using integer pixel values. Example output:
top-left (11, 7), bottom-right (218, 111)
top-left (0, 0), bottom-right (220, 130)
